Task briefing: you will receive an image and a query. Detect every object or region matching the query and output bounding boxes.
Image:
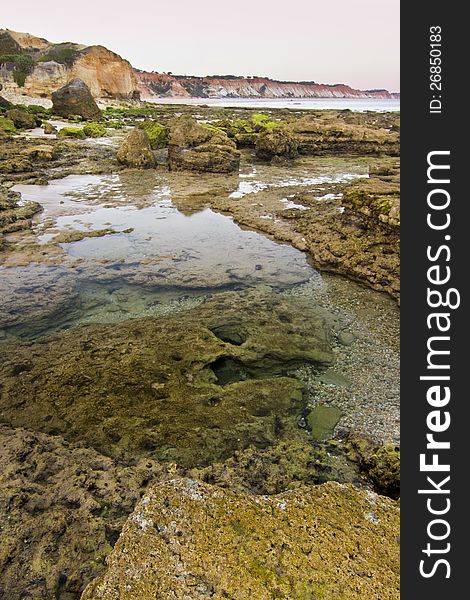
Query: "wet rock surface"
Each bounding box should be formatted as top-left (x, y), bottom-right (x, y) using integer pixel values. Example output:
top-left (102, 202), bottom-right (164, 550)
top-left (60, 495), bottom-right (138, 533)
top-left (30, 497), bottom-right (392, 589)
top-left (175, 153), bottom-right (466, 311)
top-left (0, 183), bottom-right (41, 250)
top-left (0, 103), bottom-right (400, 599)
top-left (0, 425), bottom-right (167, 600)
top-left (0, 290), bottom-right (332, 466)
top-left (116, 127), bottom-right (156, 168)
top-left (81, 478), bottom-right (400, 600)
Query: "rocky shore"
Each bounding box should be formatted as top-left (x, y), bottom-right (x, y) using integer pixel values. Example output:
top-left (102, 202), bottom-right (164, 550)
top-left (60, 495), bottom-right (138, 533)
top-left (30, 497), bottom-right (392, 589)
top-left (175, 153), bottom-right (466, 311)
top-left (0, 91), bottom-right (400, 599)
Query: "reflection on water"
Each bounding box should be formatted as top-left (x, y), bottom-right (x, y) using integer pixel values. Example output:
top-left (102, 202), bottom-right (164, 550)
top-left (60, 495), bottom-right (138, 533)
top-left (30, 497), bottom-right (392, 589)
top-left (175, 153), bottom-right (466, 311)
top-left (2, 172), bottom-right (319, 340)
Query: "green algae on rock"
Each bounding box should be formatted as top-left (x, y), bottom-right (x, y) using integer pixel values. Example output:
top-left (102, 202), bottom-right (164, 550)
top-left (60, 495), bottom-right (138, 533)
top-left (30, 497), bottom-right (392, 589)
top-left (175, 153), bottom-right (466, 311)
top-left (83, 122), bottom-right (107, 138)
top-left (307, 404), bottom-right (343, 441)
top-left (0, 290), bottom-right (333, 467)
top-left (58, 126), bottom-right (87, 140)
top-left (0, 183), bottom-right (41, 250)
top-left (116, 127), bottom-right (156, 168)
top-left (168, 116), bottom-right (241, 173)
top-left (0, 425), bottom-right (167, 600)
top-left (81, 478), bottom-right (400, 600)
top-left (137, 120), bottom-right (168, 149)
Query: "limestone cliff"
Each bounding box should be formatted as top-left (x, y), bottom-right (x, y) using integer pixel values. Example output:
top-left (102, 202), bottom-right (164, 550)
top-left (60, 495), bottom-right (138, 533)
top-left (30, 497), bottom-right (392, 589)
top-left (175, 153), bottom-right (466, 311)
top-left (136, 71), bottom-right (399, 100)
top-left (0, 29), bottom-right (139, 100)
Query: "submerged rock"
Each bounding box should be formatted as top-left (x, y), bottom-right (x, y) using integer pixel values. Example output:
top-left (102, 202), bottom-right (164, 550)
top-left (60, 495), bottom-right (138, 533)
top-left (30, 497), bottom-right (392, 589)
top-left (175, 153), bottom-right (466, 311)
top-left (168, 116), bottom-right (240, 173)
top-left (116, 127), bottom-right (156, 168)
top-left (52, 78), bottom-right (102, 120)
top-left (0, 184), bottom-right (41, 250)
top-left (81, 478), bottom-right (400, 600)
top-left (0, 290), bottom-right (332, 467)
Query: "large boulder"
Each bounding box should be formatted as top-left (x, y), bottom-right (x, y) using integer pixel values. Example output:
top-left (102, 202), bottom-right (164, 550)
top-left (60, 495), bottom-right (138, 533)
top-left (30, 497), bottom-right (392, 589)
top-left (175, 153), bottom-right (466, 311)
top-left (5, 108), bottom-right (37, 130)
top-left (51, 78), bottom-right (101, 120)
top-left (81, 479), bottom-right (400, 600)
top-left (255, 126), bottom-right (299, 161)
top-left (116, 127), bottom-right (156, 168)
top-left (168, 116), bottom-right (240, 173)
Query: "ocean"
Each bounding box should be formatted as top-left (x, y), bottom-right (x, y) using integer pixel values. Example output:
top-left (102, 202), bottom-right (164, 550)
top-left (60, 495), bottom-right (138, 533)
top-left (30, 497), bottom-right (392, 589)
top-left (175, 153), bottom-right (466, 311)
top-left (144, 97), bottom-right (400, 112)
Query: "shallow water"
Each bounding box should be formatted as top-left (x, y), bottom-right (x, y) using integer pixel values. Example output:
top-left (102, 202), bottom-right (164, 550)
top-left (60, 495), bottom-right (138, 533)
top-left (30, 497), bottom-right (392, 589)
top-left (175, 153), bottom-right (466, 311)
top-left (0, 159), bottom-right (399, 444)
top-left (2, 171), bottom-right (318, 339)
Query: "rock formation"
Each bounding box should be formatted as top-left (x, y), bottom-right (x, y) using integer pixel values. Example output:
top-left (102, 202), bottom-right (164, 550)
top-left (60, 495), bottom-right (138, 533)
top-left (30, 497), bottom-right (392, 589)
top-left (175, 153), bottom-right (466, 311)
top-left (0, 290), bottom-right (332, 467)
top-left (81, 478), bottom-right (400, 599)
top-left (51, 78), bottom-right (101, 119)
top-left (116, 127), bottom-right (156, 168)
top-left (255, 126), bottom-right (299, 161)
top-left (168, 116), bottom-right (241, 173)
top-left (137, 71), bottom-right (400, 100)
top-left (5, 108), bottom-right (37, 129)
top-left (0, 29), bottom-right (139, 100)
top-left (0, 425), bottom-right (166, 599)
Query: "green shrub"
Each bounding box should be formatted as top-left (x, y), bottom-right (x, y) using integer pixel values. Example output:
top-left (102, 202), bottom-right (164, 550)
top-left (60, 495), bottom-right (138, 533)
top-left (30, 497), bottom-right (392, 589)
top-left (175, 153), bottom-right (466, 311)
top-left (0, 54), bottom-right (36, 87)
top-left (138, 121), bottom-right (168, 149)
top-left (83, 122), bottom-right (107, 138)
top-left (39, 46), bottom-right (79, 67)
top-left (58, 127), bottom-right (86, 139)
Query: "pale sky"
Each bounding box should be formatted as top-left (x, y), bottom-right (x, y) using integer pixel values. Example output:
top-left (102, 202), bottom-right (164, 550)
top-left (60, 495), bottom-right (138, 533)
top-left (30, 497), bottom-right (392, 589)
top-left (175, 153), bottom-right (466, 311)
top-left (2, 0), bottom-right (400, 91)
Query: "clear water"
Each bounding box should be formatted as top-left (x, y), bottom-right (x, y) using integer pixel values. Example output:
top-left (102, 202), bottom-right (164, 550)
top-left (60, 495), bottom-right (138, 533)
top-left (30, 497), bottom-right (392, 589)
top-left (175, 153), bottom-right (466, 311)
top-left (1, 172), bottom-right (319, 340)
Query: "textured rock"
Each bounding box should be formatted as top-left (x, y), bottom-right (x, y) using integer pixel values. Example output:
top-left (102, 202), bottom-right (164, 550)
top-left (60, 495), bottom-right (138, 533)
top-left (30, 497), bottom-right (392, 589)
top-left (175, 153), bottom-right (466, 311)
top-left (43, 121), bottom-right (57, 134)
top-left (116, 127), bottom-right (156, 168)
top-left (51, 78), bottom-right (101, 119)
top-left (0, 290), bottom-right (332, 466)
top-left (0, 184), bottom-right (41, 249)
top-left (0, 425), bottom-right (166, 600)
top-left (81, 478), bottom-right (400, 600)
top-left (168, 116), bottom-right (240, 173)
top-left (0, 29), bottom-right (139, 100)
top-left (255, 126), bottom-right (299, 160)
top-left (6, 108), bottom-right (37, 129)
top-left (288, 113), bottom-right (400, 157)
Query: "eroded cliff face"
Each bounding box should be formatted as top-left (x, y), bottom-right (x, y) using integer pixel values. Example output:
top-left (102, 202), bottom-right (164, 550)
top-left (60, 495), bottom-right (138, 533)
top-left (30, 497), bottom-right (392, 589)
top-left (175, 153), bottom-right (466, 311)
top-left (136, 71), bottom-right (399, 99)
top-left (0, 29), bottom-right (139, 100)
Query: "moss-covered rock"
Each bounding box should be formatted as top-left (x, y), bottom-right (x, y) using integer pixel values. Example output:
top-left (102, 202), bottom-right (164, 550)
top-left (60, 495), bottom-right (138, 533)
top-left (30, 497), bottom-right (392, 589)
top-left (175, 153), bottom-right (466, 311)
top-left (0, 290), bottom-right (332, 467)
top-left (83, 121), bottom-right (107, 138)
top-left (345, 435), bottom-right (400, 499)
top-left (81, 479), bottom-right (400, 600)
top-left (368, 445), bottom-right (400, 499)
top-left (0, 116), bottom-right (17, 138)
top-left (58, 126), bottom-right (86, 139)
top-left (0, 425), bottom-right (167, 600)
top-left (138, 120), bottom-right (168, 149)
top-left (5, 108), bottom-right (37, 129)
top-left (168, 116), bottom-right (240, 173)
top-left (256, 126), bottom-right (299, 161)
top-left (343, 177), bottom-right (400, 227)
top-left (116, 127), bottom-right (156, 168)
